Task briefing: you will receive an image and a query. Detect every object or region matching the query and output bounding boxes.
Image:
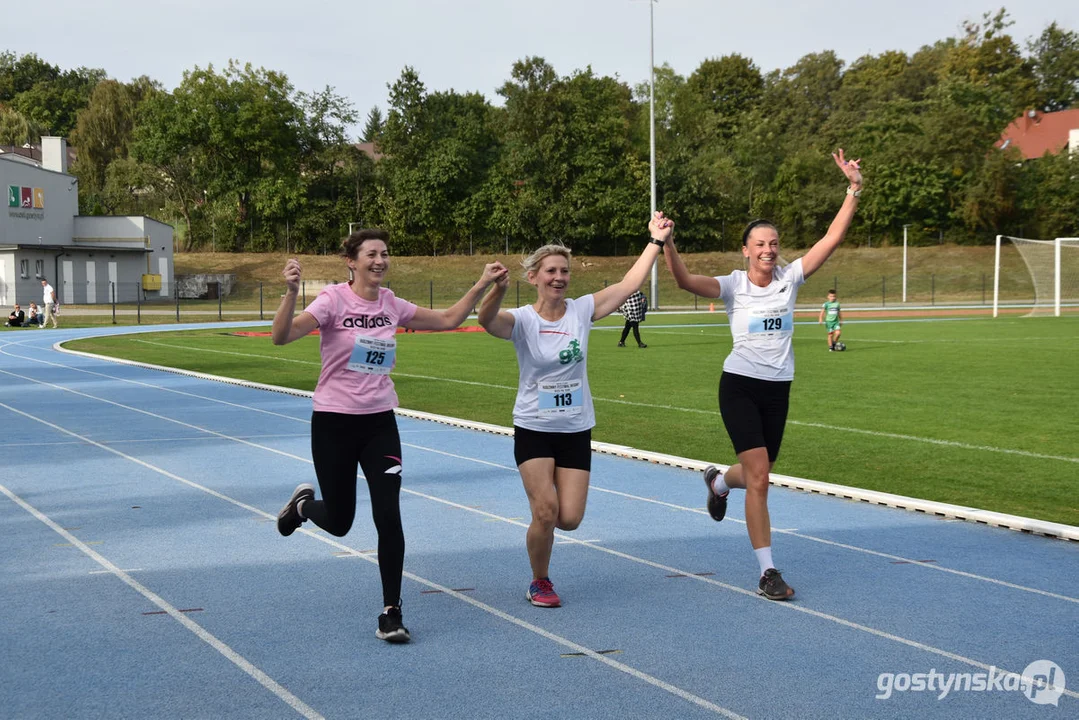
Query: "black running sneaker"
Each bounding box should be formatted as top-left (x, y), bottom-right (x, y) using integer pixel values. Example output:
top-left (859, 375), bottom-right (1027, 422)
top-left (758, 568), bottom-right (795, 601)
top-left (277, 483), bottom-right (314, 537)
top-left (703, 466), bottom-right (729, 522)
top-left (376, 606), bottom-right (411, 643)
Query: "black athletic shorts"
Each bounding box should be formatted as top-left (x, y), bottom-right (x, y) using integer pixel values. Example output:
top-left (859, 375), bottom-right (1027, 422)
top-left (718, 371), bottom-right (792, 462)
top-left (513, 426), bottom-right (592, 471)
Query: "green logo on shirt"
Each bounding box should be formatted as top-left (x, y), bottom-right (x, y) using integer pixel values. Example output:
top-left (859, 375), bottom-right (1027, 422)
top-left (559, 339), bottom-right (583, 364)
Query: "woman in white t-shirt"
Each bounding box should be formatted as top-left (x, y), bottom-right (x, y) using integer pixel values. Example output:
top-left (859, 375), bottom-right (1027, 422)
top-left (478, 212), bottom-right (674, 608)
top-left (662, 150), bottom-right (863, 601)
top-left (271, 229), bottom-right (507, 642)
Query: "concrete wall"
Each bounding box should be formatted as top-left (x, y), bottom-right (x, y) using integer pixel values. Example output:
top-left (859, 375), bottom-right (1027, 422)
top-left (0, 253), bottom-right (13, 305)
top-left (176, 274), bottom-right (236, 299)
top-left (72, 216), bottom-right (175, 299)
top-left (0, 157), bottom-right (77, 248)
top-left (1, 151), bottom-right (176, 304)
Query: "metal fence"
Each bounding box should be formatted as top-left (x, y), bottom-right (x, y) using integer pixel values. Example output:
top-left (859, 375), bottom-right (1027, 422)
top-left (33, 268), bottom-right (1053, 329)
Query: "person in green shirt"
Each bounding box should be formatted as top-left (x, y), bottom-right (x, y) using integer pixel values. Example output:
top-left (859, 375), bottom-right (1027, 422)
top-left (819, 290), bottom-right (843, 351)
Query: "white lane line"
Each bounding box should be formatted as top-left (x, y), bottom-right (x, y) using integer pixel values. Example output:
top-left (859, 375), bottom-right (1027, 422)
top-left (0, 403), bottom-right (742, 719)
top-left (586, 487), bottom-right (1078, 604)
top-left (1, 354), bottom-right (1069, 602)
top-left (3, 380), bottom-right (1076, 700)
top-left (784, 420), bottom-right (1079, 464)
top-left (66, 339), bottom-right (1077, 464)
top-left (0, 478), bottom-right (324, 720)
top-left (403, 486), bottom-right (1079, 701)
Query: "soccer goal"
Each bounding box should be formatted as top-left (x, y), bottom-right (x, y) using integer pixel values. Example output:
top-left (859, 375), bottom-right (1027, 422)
top-left (993, 235), bottom-right (1079, 317)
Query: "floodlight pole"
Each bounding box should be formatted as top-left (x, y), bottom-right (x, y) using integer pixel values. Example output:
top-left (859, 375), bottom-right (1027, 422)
top-left (902, 224), bottom-right (909, 303)
top-left (648, 0), bottom-right (659, 310)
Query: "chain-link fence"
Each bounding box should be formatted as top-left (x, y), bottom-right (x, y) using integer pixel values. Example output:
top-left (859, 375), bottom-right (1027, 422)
top-left (34, 267), bottom-right (1050, 328)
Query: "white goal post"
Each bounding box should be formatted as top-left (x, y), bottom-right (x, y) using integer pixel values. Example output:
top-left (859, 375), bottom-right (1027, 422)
top-left (994, 235), bottom-right (1079, 317)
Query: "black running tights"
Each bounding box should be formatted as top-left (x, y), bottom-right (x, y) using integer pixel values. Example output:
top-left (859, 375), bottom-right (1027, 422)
top-left (308, 410), bottom-right (405, 607)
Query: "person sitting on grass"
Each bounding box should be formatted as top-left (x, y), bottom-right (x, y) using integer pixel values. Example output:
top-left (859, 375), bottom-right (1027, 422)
top-left (26, 302), bottom-right (43, 327)
top-left (5, 304), bottom-right (24, 327)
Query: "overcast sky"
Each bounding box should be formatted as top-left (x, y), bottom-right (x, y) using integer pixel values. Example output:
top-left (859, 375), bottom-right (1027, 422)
top-left (10, 0), bottom-right (1077, 133)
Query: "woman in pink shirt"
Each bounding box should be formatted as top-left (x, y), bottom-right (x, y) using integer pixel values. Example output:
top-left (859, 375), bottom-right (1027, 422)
top-left (272, 228), bottom-right (507, 643)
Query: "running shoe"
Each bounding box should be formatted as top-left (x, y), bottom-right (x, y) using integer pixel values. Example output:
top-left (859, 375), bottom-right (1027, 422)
top-left (758, 568), bottom-right (795, 601)
top-left (376, 606), bottom-right (411, 643)
top-left (277, 483), bottom-right (314, 537)
top-left (526, 578), bottom-right (561, 607)
top-left (703, 466), bottom-right (729, 522)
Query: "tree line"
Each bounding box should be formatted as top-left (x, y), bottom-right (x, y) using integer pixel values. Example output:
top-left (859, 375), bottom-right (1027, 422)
top-left (1, 9), bottom-right (1076, 254)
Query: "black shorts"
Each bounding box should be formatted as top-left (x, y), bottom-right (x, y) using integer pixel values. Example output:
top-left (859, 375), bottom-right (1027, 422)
top-left (718, 372), bottom-right (791, 462)
top-left (513, 426), bottom-right (592, 471)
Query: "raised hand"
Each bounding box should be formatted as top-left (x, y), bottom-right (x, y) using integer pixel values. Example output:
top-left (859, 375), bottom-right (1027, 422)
top-left (649, 210), bottom-right (675, 242)
top-left (481, 262), bottom-right (509, 287)
top-left (832, 149), bottom-right (863, 188)
top-left (283, 258), bottom-right (302, 293)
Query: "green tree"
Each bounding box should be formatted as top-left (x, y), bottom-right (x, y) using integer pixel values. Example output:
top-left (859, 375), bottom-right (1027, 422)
top-left (10, 65), bottom-right (106, 136)
top-left (131, 86), bottom-right (209, 249)
top-left (0, 105), bottom-right (43, 145)
top-left (1027, 22), bottom-right (1079, 111)
top-left (361, 105), bottom-right (384, 143)
top-left (0, 51), bottom-right (59, 102)
top-left (71, 80), bottom-right (141, 211)
top-left (288, 85), bottom-right (361, 253)
top-left (488, 58), bottom-right (647, 254)
top-left (377, 67), bottom-right (500, 253)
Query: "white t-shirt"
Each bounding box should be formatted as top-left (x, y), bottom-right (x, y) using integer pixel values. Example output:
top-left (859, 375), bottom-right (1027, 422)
top-left (42, 283), bottom-right (55, 305)
top-left (506, 295), bottom-right (596, 433)
top-left (716, 259), bottom-right (805, 381)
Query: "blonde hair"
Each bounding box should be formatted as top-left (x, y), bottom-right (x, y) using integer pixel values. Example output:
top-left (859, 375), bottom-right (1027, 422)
top-left (521, 243), bottom-right (572, 277)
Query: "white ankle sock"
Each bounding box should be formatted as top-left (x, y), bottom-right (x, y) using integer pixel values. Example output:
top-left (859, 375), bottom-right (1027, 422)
top-left (297, 498), bottom-right (307, 519)
top-left (710, 471), bottom-right (729, 496)
top-left (754, 547), bottom-right (774, 577)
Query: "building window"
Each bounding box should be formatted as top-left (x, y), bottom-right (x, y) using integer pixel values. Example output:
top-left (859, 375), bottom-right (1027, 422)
top-left (35, 259), bottom-right (44, 278)
top-left (20, 259), bottom-right (29, 278)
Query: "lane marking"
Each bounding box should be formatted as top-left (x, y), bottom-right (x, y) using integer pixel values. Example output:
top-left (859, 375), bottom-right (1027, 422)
top-left (401, 485), bottom-right (1079, 699)
top-left (0, 479), bottom-right (324, 720)
top-left (1, 359), bottom-right (1070, 601)
top-left (0, 405), bottom-right (744, 719)
top-left (3, 388), bottom-right (1076, 701)
top-left (587, 486), bottom-right (1079, 605)
top-left (37, 338), bottom-right (1076, 464)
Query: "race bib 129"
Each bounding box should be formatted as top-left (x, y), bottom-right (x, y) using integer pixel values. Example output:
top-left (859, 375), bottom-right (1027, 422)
top-left (747, 307), bottom-right (793, 335)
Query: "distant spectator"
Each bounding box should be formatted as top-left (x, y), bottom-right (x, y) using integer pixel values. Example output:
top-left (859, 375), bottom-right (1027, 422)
top-left (26, 302), bottom-right (43, 327)
top-left (617, 290), bottom-right (648, 348)
top-left (41, 278), bottom-right (58, 328)
top-left (5, 303), bottom-right (24, 327)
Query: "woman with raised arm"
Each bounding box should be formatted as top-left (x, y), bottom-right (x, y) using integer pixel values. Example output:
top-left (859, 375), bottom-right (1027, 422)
top-left (272, 228), bottom-right (507, 642)
top-left (478, 213), bottom-right (673, 608)
top-left (663, 150), bottom-right (863, 601)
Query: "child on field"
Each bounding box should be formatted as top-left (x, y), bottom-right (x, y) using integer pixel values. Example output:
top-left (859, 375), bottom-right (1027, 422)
top-left (819, 290), bottom-right (842, 351)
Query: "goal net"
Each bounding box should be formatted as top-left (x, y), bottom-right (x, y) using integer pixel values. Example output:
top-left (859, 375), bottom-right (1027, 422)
top-left (994, 236), bottom-right (1079, 317)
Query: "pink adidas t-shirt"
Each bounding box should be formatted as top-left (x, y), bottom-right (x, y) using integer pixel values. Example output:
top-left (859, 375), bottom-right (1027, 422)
top-left (303, 283), bottom-right (418, 415)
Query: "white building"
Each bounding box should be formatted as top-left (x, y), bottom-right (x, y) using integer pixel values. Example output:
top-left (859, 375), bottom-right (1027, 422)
top-left (0, 137), bottom-right (174, 306)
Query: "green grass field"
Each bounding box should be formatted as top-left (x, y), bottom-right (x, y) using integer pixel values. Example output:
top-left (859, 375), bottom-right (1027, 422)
top-left (64, 313), bottom-right (1078, 527)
